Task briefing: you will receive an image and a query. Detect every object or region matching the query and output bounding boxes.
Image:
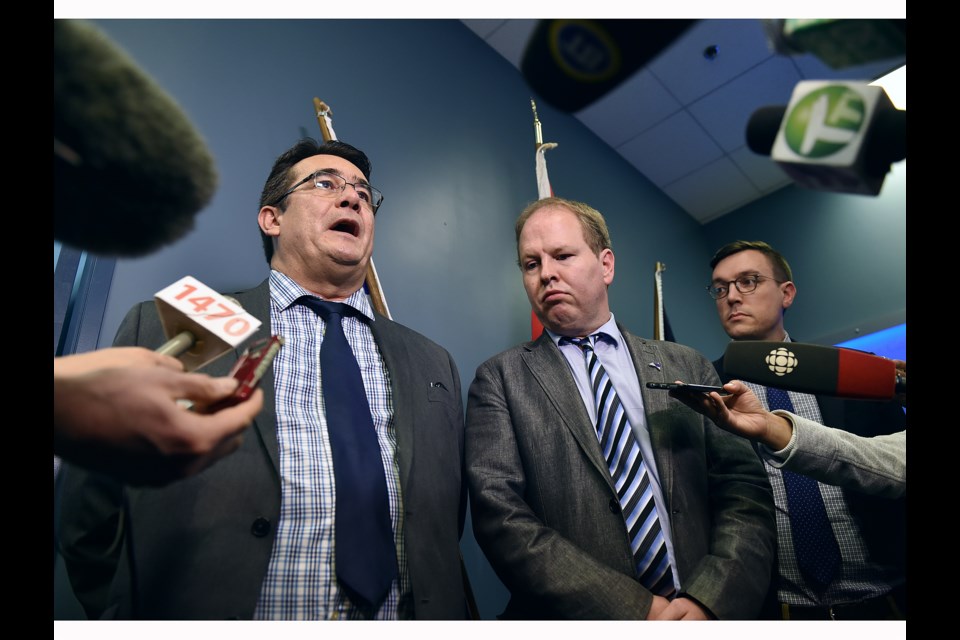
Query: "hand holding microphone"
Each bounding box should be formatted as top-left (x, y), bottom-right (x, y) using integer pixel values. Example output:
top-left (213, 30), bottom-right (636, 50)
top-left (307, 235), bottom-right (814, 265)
top-left (52, 21), bottom-right (267, 486)
top-left (54, 347), bottom-right (264, 486)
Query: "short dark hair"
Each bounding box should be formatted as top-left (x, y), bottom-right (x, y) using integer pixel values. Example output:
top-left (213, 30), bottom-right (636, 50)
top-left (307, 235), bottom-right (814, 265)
top-left (515, 197), bottom-right (612, 266)
top-left (258, 138), bottom-right (372, 265)
top-left (709, 240), bottom-right (793, 283)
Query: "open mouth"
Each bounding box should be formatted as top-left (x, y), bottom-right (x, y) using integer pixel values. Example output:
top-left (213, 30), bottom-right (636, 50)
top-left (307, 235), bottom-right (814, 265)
top-left (331, 218), bottom-right (360, 237)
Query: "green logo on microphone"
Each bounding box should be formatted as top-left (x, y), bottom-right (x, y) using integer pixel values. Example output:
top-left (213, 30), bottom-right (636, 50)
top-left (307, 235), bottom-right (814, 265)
top-left (783, 85), bottom-right (866, 158)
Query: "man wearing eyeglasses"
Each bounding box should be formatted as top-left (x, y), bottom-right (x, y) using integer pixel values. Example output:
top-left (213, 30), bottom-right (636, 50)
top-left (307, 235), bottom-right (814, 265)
top-left (58, 139), bottom-right (471, 620)
top-left (706, 240), bottom-right (906, 620)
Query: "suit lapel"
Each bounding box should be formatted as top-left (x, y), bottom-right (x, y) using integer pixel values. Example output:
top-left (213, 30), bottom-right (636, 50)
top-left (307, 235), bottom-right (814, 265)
top-left (520, 334), bottom-right (611, 484)
top-left (231, 279), bottom-right (280, 475)
top-left (369, 314), bottom-right (414, 489)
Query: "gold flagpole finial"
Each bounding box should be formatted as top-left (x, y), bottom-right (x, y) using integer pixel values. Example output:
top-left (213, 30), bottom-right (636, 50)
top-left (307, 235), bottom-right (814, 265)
top-left (531, 98), bottom-right (543, 148)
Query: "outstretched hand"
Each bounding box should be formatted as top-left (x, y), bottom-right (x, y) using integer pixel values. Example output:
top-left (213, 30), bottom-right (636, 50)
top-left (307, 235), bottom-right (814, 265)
top-left (669, 379), bottom-right (793, 450)
top-left (55, 347), bottom-right (264, 486)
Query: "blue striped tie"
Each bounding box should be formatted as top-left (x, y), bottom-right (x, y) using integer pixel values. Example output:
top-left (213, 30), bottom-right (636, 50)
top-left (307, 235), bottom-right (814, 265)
top-left (563, 336), bottom-right (675, 597)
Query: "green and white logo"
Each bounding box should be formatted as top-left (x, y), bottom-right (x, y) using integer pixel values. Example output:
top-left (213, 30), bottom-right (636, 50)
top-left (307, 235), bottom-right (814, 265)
top-left (782, 85), bottom-right (866, 158)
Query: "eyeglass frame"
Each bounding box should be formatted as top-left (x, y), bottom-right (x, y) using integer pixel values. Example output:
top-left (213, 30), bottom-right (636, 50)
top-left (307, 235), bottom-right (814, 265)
top-left (706, 273), bottom-right (786, 300)
top-left (269, 170), bottom-right (383, 213)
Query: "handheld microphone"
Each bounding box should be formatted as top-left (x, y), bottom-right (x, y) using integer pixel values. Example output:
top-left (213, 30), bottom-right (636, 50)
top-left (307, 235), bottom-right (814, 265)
top-left (745, 80), bottom-right (905, 196)
top-left (723, 341), bottom-right (904, 400)
top-left (153, 276), bottom-right (262, 372)
top-left (54, 20), bottom-right (218, 257)
top-left (520, 19), bottom-right (696, 112)
top-left (761, 19), bottom-right (906, 69)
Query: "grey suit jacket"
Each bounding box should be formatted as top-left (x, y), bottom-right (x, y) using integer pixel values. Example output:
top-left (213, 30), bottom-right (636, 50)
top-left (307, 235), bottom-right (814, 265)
top-left (465, 327), bottom-right (776, 620)
top-left (58, 279), bottom-right (469, 620)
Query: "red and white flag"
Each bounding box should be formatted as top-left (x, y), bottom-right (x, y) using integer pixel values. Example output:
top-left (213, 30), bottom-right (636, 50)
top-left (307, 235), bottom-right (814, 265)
top-left (530, 101), bottom-right (557, 340)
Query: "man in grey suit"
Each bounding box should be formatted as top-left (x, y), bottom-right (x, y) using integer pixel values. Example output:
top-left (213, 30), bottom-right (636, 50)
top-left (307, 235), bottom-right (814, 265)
top-left (58, 139), bottom-right (470, 620)
top-left (466, 197), bottom-right (776, 620)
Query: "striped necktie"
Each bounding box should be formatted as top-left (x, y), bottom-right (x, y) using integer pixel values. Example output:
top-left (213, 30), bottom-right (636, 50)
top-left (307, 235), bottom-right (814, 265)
top-left (562, 335), bottom-right (675, 597)
top-left (765, 386), bottom-right (841, 590)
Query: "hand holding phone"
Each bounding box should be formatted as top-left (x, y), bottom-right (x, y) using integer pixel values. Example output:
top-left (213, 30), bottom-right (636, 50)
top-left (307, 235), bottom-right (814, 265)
top-left (203, 335), bottom-right (284, 412)
top-left (646, 382), bottom-right (731, 395)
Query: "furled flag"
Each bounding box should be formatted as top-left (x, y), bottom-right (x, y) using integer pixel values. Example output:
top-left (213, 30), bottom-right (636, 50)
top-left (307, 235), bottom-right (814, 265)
top-left (531, 99), bottom-right (557, 340)
top-left (654, 261), bottom-right (677, 342)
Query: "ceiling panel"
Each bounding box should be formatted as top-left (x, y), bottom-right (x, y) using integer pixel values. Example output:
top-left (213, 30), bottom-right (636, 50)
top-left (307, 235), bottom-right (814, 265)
top-left (686, 55), bottom-right (803, 153)
top-left (662, 156), bottom-right (763, 223)
top-left (575, 70), bottom-right (681, 147)
top-left (728, 145), bottom-right (793, 194)
top-left (617, 109), bottom-right (723, 187)
top-left (647, 19), bottom-right (775, 104)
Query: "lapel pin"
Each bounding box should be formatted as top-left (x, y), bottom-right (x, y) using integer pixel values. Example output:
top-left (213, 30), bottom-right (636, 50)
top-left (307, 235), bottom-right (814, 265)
top-left (648, 362), bottom-right (662, 371)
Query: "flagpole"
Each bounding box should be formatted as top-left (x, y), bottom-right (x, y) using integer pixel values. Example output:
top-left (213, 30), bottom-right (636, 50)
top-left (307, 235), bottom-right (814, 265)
top-left (312, 98), bottom-right (392, 320)
top-left (654, 262), bottom-right (666, 340)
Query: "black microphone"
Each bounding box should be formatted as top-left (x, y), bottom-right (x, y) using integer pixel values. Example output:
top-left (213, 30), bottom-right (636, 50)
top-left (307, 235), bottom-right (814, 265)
top-left (521, 19), bottom-right (697, 113)
top-left (761, 19), bottom-right (906, 69)
top-left (54, 20), bottom-right (218, 257)
top-left (723, 341), bottom-right (904, 401)
top-left (744, 80), bottom-right (905, 196)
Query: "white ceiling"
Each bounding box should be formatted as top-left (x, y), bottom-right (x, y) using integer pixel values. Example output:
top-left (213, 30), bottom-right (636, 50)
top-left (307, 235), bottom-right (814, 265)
top-left (462, 19), bottom-right (906, 224)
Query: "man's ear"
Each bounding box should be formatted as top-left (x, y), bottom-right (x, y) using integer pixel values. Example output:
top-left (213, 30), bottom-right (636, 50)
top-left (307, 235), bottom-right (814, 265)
top-left (781, 281), bottom-right (797, 310)
top-left (600, 248), bottom-right (615, 286)
top-left (258, 206), bottom-right (281, 237)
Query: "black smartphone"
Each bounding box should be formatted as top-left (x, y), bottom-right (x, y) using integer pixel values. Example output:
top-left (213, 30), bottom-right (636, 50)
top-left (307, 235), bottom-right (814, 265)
top-left (204, 335), bottom-right (284, 412)
top-left (646, 382), bottom-right (730, 395)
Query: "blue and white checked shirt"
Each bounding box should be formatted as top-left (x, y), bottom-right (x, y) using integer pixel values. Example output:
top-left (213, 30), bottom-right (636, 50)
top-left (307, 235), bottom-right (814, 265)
top-left (253, 270), bottom-right (409, 620)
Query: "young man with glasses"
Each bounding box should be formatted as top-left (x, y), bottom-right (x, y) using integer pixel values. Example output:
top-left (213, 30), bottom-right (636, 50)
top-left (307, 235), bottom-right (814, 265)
top-left (705, 240), bottom-right (906, 620)
top-left (59, 139), bottom-right (471, 620)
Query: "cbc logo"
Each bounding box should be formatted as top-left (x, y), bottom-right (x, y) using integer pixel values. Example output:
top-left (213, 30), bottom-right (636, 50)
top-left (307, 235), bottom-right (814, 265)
top-left (765, 347), bottom-right (798, 377)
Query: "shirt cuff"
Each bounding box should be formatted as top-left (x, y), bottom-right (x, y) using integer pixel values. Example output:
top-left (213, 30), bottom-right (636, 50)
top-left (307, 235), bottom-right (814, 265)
top-left (757, 410), bottom-right (798, 466)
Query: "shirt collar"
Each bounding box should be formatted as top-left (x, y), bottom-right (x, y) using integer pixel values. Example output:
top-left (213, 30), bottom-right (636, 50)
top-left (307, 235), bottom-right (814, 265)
top-left (269, 269), bottom-right (375, 322)
top-left (546, 313), bottom-right (621, 349)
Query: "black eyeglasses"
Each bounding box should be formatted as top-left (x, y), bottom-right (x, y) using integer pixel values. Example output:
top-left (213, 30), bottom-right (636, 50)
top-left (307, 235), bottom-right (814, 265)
top-left (706, 274), bottom-right (784, 300)
top-left (271, 170), bottom-right (383, 212)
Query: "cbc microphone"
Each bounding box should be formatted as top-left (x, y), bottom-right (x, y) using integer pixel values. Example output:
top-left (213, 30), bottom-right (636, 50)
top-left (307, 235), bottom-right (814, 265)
top-left (745, 80), bottom-right (905, 196)
top-left (723, 341), bottom-right (904, 400)
top-left (521, 19), bottom-right (696, 112)
top-left (54, 20), bottom-right (218, 257)
top-left (153, 276), bottom-right (262, 372)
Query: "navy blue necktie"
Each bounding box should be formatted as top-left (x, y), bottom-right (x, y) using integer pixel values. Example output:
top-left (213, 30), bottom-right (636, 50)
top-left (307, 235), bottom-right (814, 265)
top-left (299, 297), bottom-right (398, 611)
top-left (765, 386), bottom-right (841, 590)
top-left (562, 336), bottom-right (675, 597)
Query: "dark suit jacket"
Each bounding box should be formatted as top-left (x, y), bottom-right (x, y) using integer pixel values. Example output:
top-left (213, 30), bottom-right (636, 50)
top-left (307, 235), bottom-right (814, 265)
top-left (713, 355), bottom-right (907, 603)
top-left (58, 279), bottom-right (469, 620)
top-left (465, 327), bottom-right (777, 620)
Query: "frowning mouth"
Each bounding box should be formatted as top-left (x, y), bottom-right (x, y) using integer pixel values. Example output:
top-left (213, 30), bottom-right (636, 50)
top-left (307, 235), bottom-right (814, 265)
top-left (542, 290), bottom-right (566, 304)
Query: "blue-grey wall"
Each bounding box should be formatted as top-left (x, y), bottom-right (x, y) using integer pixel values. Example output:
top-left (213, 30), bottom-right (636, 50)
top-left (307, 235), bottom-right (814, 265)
top-left (56, 18), bottom-right (906, 620)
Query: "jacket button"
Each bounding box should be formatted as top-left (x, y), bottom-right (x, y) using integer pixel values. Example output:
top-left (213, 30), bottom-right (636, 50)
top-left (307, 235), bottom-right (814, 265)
top-left (251, 517), bottom-right (271, 537)
top-left (608, 499), bottom-right (621, 514)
